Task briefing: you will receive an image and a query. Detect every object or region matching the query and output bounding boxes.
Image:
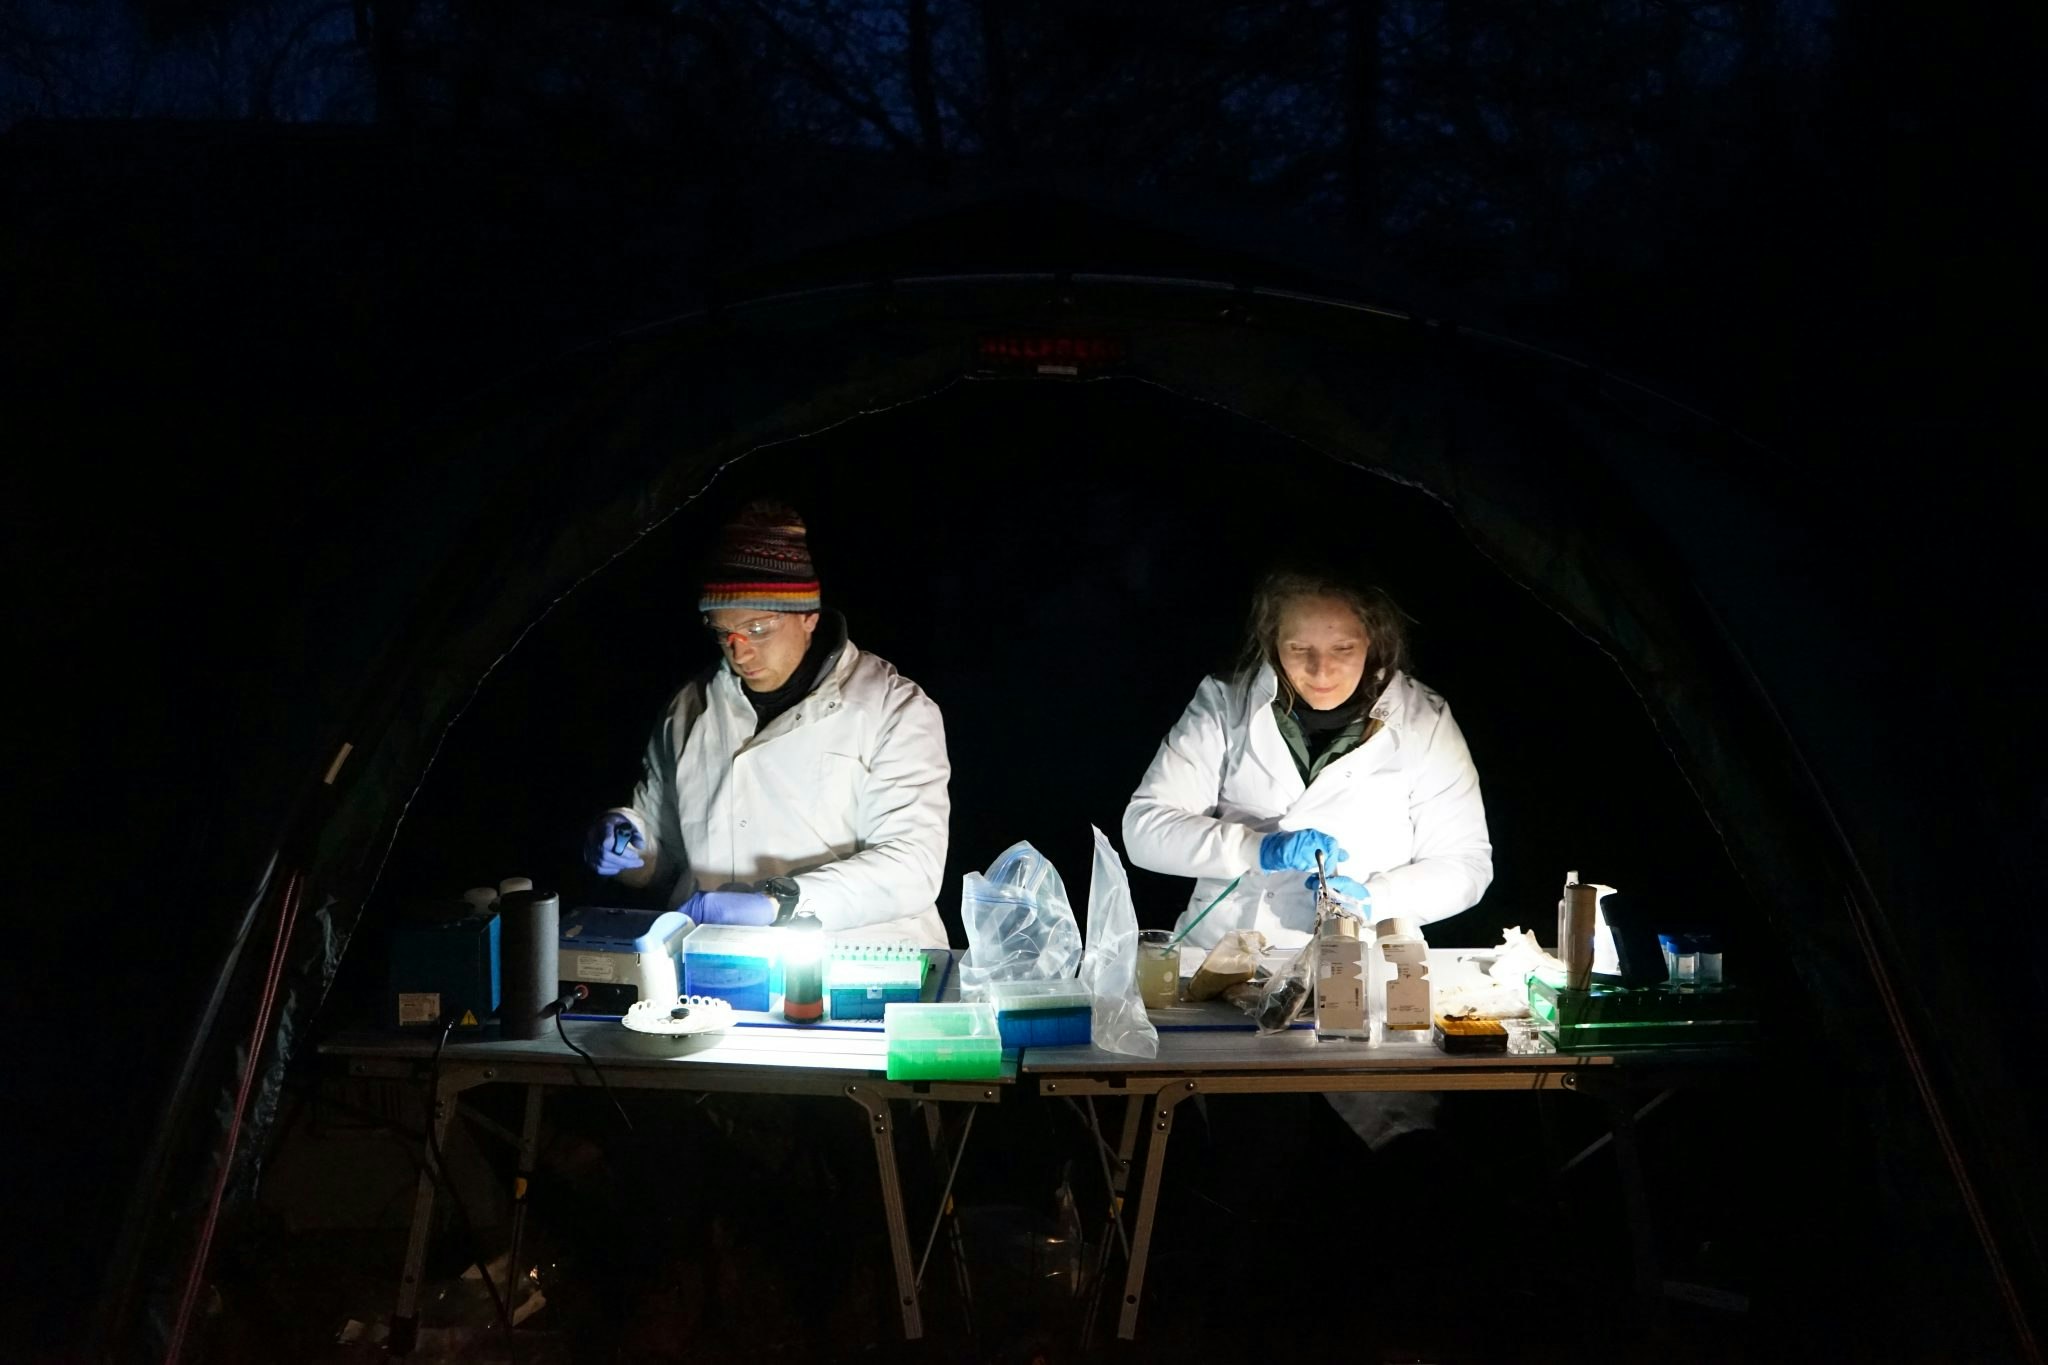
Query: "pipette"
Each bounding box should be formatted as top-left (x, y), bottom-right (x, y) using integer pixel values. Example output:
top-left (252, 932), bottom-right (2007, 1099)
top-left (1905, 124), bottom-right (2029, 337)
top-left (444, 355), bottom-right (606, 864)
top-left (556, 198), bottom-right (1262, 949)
top-left (1165, 873), bottom-right (1244, 949)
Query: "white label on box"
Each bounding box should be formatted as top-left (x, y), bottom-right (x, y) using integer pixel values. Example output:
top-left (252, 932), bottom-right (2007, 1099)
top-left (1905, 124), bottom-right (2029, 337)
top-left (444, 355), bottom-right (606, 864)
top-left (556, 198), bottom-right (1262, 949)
top-left (398, 992), bottom-right (440, 1025)
top-left (574, 953), bottom-right (617, 982)
top-left (1315, 938), bottom-right (1367, 1032)
top-left (1385, 961), bottom-right (1431, 1029)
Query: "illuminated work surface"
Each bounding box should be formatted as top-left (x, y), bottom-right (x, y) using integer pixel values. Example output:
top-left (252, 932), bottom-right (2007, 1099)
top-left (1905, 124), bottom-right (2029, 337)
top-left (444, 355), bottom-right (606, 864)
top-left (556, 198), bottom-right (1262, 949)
top-left (1023, 1025), bottom-right (1611, 1075)
top-left (1018, 996), bottom-right (1744, 1080)
top-left (324, 1018), bottom-right (1019, 1088)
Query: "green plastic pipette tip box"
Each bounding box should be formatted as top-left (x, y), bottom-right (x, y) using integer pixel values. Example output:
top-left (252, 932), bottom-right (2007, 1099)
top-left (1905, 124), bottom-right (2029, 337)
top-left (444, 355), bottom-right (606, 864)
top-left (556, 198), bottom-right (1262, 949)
top-left (1527, 971), bottom-right (1756, 1051)
top-left (883, 1001), bottom-right (1004, 1080)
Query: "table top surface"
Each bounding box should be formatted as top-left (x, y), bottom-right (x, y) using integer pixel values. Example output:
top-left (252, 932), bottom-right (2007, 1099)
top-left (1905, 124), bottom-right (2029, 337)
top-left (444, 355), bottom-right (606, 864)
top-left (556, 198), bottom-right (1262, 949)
top-left (322, 1017), bottom-right (994, 1076)
top-left (325, 992), bottom-right (1741, 1083)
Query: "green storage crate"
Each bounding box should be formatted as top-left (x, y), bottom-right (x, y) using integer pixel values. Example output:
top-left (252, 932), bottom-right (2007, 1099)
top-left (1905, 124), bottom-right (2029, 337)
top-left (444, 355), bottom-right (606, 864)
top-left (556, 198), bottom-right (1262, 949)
top-left (1528, 972), bottom-right (1756, 1051)
top-left (884, 1002), bottom-right (1003, 1080)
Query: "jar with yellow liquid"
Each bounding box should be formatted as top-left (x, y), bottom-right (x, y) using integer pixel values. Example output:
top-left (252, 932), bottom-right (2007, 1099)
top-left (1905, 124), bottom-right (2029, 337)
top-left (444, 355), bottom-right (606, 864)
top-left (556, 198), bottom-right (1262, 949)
top-left (1136, 930), bottom-right (1181, 1010)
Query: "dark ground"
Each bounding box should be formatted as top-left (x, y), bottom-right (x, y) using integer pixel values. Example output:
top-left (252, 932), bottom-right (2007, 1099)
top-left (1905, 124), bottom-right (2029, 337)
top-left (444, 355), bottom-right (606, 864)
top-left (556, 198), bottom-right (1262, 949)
top-left (196, 1061), bottom-right (1893, 1365)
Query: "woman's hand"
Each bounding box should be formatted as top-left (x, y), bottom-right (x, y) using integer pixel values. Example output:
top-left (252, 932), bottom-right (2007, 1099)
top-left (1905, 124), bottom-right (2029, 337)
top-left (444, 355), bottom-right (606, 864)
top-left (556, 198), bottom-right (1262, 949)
top-left (1258, 828), bottom-right (1347, 873)
top-left (1305, 872), bottom-right (1373, 908)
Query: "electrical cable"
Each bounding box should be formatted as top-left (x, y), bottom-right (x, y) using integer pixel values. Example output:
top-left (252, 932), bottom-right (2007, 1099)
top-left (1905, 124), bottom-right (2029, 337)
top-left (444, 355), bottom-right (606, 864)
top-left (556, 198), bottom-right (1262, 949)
top-left (551, 1001), bottom-right (635, 1133)
top-left (426, 1018), bottom-right (515, 1346)
top-left (291, 1064), bottom-right (521, 1357)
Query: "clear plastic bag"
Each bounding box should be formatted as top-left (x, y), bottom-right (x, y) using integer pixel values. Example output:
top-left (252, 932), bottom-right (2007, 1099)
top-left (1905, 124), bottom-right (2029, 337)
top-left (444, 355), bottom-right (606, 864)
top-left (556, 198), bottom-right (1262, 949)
top-left (958, 841), bottom-right (1083, 1000)
top-left (1080, 827), bottom-right (1159, 1058)
top-left (1248, 932), bottom-right (1318, 1034)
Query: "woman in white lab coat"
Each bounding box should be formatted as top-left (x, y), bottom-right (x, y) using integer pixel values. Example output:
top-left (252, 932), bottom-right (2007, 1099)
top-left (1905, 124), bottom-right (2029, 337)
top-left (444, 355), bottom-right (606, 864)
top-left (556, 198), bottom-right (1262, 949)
top-left (1123, 571), bottom-right (1492, 951)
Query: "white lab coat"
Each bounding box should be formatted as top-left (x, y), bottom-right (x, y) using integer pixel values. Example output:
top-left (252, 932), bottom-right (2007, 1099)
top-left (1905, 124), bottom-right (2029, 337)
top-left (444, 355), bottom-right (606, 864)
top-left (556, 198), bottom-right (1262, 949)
top-left (1122, 666), bottom-right (1492, 950)
top-left (611, 637), bottom-right (952, 947)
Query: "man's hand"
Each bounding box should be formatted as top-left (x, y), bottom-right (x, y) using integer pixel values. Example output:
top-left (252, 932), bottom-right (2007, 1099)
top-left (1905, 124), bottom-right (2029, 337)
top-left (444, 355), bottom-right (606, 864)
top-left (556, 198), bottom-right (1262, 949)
top-left (584, 813), bottom-right (644, 876)
top-left (681, 890), bottom-right (778, 926)
top-left (1258, 828), bottom-right (1347, 873)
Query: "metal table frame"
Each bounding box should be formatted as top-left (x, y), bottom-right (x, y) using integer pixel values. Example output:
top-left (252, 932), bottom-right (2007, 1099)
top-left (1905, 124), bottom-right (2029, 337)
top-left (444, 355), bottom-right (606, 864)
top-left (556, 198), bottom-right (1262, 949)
top-left (322, 1023), bottom-right (1009, 1351)
top-left (1025, 1034), bottom-right (1729, 1340)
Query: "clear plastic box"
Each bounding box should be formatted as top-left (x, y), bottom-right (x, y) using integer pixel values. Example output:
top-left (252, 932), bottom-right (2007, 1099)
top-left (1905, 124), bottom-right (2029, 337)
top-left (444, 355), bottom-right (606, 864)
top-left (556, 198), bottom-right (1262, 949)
top-left (1527, 972), bottom-right (1755, 1051)
top-left (680, 924), bottom-right (783, 1012)
top-left (987, 978), bottom-right (1093, 1048)
top-left (884, 1002), bottom-right (1004, 1079)
top-left (826, 946), bottom-right (931, 1020)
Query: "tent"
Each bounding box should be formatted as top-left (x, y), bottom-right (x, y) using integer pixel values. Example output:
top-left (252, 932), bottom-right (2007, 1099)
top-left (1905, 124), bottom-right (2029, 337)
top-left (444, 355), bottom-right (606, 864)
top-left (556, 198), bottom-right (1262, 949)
top-left (82, 196), bottom-right (2041, 1360)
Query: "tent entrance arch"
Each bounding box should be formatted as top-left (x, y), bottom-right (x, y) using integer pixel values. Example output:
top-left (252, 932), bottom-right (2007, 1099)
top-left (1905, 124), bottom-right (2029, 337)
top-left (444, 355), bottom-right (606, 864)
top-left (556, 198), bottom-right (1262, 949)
top-left (104, 269), bottom-right (2040, 1362)
top-left (360, 371), bottom-right (1754, 965)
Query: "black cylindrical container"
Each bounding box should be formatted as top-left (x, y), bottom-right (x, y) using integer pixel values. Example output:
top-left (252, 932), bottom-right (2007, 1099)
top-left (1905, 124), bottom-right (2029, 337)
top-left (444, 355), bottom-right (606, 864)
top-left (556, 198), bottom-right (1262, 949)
top-left (499, 888), bottom-right (560, 1039)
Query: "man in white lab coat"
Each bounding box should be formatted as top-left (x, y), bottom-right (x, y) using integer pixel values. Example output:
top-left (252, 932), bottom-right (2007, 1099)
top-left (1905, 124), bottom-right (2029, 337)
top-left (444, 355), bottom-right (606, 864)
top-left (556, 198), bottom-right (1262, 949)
top-left (582, 501), bottom-right (951, 946)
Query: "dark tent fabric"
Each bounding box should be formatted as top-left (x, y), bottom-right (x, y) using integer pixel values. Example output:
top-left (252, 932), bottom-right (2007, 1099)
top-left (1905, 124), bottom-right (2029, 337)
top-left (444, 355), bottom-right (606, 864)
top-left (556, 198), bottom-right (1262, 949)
top-left (91, 209), bottom-right (2041, 1359)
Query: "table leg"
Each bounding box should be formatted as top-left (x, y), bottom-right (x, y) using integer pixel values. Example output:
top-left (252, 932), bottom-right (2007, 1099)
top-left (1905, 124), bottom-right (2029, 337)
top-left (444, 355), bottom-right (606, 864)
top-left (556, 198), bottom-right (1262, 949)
top-left (389, 1074), bottom-right (454, 1357)
top-left (1116, 1082), bottom-right (1197, 1341)
top-left (933, 1101), bottom-right (981, 1341)
top-left (502, 1085), bottom-right (545, 1325)
top-left (1603, 1085), bottom-right (1665, 1315)
top-left (845, 1084), bottom-right (923, 1340)
top-left (1080, 1095), bottom-right (1146, 1349)
top-left (916, 1106), bottom-right (977, 1290)
top-left (908, 1102), bottom-right (981, 1342)
top-left (1104, 1095), bottom-right (1143, 1260)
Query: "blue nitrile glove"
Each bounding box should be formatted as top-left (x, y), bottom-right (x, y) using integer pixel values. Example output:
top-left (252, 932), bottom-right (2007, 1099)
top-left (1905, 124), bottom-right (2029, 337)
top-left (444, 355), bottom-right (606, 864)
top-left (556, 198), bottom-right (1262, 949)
top-left (1305, 873), bottom-right (1373, 907)
top-left (1258, 828), bottom-right (1347, 873)
top-left (681, 889), bottom-right (778, 926)
top-left (584, 813), bottom-right (644, 876)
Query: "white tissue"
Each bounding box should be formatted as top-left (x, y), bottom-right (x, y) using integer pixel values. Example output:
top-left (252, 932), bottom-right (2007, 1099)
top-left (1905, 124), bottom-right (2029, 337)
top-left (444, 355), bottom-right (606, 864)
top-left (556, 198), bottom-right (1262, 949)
top-left (1432, 926), bottom-right (1566, 1020)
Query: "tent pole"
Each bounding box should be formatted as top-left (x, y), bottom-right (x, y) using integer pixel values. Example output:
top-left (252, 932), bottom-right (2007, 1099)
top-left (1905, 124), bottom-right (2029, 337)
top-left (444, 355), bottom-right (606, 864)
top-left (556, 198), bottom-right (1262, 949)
top-left (162, 869), bottom-right (303, 1365)
top-left (1698, 591), bottom-right (2042, 1364)
top-left (87, 850), bottom-right (278, 1362)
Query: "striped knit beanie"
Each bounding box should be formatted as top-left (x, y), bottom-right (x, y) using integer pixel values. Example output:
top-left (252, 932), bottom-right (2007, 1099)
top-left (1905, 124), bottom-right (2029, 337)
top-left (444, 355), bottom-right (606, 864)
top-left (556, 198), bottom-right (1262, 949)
top-left (698, 501), bottom-right (822, 614)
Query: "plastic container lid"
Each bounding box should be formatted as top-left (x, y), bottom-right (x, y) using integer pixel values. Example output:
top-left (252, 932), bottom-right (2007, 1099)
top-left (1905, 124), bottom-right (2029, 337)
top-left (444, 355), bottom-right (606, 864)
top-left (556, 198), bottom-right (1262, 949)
top-left (562, 907), bottom-right (692, 951)
top-left (681, 923), bottom-right (780, 955)
top-left (987, 978), bottom-right (1092, 1012)
top-left (884, 1001), bottom-right (1003, 1080)
top-left (885, 1001), bottom-right (1000, 1038)
top-left (1375, 915), bottom-right (1423, 940)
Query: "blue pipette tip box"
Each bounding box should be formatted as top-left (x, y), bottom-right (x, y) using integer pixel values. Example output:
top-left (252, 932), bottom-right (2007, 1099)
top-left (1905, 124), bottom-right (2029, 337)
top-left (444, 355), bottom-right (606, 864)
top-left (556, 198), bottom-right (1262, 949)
top-left (988, 978), bottom-right (1093, 1048)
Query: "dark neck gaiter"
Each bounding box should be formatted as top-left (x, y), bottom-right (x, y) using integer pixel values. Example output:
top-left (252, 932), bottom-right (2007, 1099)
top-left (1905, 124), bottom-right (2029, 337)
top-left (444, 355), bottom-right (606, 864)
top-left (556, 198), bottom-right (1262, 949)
top-left (1291, 676), bottom-right (1371, 733)
top-left (744, 610), bottom-right (846, 728)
